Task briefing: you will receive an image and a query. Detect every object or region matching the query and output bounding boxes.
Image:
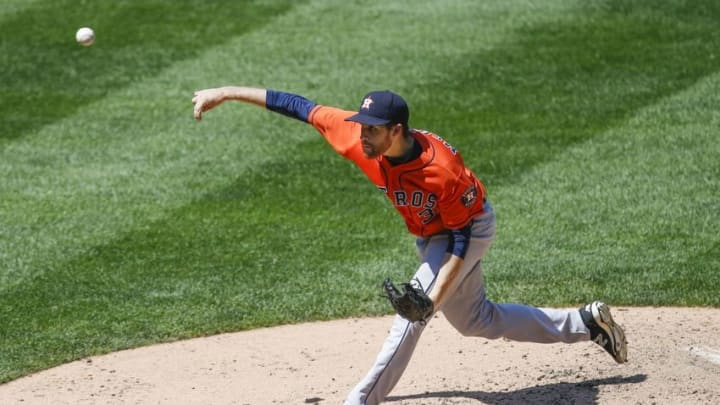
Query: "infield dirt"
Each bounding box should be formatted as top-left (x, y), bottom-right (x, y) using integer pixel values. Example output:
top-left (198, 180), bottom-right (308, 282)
top-left (1, 307), bottom-right (719, 404)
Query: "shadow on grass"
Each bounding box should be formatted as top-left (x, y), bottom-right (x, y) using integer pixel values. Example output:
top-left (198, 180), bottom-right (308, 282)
top-left (386, 374), bottom-right (647, 405)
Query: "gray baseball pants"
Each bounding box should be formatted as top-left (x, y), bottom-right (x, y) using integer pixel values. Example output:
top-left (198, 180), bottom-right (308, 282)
top-left (344, 201), bottom-right (591, 405)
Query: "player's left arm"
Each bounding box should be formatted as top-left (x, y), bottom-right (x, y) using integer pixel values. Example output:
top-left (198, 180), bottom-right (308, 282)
top-left (426, 164), bottom-right (483, 312)
top-left (426, 224), bottom-right (471, 312)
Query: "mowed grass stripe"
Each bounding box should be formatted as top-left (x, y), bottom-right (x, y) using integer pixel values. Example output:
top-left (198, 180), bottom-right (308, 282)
top-left (0, 143), bottom-right (413, 382)
top-left (0, 0), bottom-right (44, 18)
top-left (0, 1), bottom-right (302, 288)
top-left (2, 0), bottom-right (719, 382)
top-left (488, 71), bottom-right (720, 306)
top-left (0, 0), bottom-right (572, 289)
top-left (403, 2), bottom-right (720, 306)
top-left (0, 0), bottom-right (582, 381)
top-left (0, 0), bottom-right (299, 142)
top-left (410, 1), bottom-right (720, 187)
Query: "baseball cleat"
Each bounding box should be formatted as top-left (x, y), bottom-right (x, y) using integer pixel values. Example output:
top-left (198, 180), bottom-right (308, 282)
top-left (580, 301), bottom-right (628, 364)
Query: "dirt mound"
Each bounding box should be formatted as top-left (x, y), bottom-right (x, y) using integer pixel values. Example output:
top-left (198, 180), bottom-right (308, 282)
top-left (2, 307), bottom-right (719, 404)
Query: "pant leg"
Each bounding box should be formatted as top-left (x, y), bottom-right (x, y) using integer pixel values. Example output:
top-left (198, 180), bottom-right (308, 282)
top-left (441, 203), bottom-right (589, 343)
top-left (442, 264), bottom-right (590, 343)
top-left (342, 314), bottom-right (425, 405)
top-left (344, 234), bottom-right (451, 405)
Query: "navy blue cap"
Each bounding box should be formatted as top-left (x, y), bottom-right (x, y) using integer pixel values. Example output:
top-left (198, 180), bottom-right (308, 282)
top-left (345, 90), bottom-right (409, 126)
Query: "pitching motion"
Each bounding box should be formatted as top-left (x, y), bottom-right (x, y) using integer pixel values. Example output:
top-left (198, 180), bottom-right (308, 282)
top-left (191, 86), bottom-right (628, 405)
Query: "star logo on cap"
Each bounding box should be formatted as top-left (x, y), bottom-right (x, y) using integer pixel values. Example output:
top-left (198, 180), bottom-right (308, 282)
top-left (361, 97), bottom-right (373, 110)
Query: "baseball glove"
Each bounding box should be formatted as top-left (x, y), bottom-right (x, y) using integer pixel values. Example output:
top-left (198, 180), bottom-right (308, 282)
top-left (382, 278), bottom-right (434, 323)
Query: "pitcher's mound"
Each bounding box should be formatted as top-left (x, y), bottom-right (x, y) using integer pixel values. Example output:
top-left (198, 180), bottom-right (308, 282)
top-left (1, 307), bottom-right (719, 404)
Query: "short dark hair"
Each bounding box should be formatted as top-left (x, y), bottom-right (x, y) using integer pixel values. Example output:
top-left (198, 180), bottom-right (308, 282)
top-left (384, 122), bottom-right (411, 138)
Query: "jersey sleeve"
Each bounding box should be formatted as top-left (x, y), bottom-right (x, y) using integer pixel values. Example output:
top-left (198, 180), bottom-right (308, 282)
top-left (308, 105), bottom-right (361, 158)
top-left (265, 89), bottom-right (316, 122)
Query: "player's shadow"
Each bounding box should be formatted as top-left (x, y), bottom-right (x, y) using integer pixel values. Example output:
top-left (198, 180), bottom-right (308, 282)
top-left (386, 374), bottom-right (646, 404)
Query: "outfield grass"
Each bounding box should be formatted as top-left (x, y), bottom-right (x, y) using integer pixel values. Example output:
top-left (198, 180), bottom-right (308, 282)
top-left (1, 0), bottom-right (719, 383)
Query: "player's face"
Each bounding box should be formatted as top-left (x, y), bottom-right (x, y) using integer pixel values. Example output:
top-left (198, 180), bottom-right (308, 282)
top-left (360, 124), bottom-right (394, 158)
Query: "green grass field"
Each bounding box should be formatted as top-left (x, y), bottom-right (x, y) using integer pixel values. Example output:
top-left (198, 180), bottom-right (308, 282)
top-left (1, 0), bottom-right (719, 383)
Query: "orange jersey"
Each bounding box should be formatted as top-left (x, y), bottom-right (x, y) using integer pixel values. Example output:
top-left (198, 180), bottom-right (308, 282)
top-left (309, 105), bottom-right (486, 237)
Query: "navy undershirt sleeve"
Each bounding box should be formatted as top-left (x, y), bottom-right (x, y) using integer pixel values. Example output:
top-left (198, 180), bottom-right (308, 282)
top-left (265, 89), bottom-right (317, 123)
top-left (446, 223), bottom-right (472, 259)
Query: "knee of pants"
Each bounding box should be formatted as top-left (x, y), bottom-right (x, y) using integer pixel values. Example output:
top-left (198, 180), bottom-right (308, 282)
top-left (447, 300), bottom-right (503, 339)
top-left (452, 322), bottom-right (478, 337)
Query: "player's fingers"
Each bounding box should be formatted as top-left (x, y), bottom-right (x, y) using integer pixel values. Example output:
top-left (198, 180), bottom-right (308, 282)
top-left (193, 102), bottom-right (203, 121)
top-left (192, 93), bottom-right (201, 120)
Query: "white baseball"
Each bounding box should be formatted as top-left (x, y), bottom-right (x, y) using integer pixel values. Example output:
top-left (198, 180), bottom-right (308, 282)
top-left (75, 27), bottom-right (95, 46)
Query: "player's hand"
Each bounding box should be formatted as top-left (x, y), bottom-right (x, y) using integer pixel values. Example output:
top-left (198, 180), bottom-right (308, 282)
top-left (192, 88), bottom-right (226, 121)
top-left (382, 278), bottom-right (434, 323)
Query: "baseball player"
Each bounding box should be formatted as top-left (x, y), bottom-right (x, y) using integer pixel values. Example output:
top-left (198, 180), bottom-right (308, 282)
top-left (192, 87), bottom-right (628, 405)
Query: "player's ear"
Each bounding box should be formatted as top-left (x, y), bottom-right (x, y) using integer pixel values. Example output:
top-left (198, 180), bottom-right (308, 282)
top-left (390, 123), bottom-right (403, 137)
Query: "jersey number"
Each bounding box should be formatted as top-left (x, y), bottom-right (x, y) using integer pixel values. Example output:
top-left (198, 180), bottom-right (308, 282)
top-left (393, 191), bottom-right (437, 224)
